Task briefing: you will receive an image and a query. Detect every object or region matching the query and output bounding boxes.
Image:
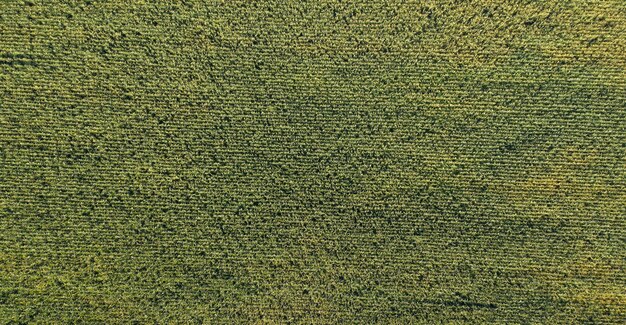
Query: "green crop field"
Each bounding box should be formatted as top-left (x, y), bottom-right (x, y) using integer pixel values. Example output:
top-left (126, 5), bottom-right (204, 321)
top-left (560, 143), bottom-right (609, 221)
top-left (1, 0), bottom-right (625, 323)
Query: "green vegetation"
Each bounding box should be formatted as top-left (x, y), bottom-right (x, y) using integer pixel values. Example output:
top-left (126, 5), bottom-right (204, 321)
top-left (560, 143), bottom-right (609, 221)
top-left (1, 0), bottom-right (625, 323)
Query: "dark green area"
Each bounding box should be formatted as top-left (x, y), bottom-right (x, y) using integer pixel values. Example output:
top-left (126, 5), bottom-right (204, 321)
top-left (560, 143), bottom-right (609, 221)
top-left (1, 0), bottom-right (625, 323)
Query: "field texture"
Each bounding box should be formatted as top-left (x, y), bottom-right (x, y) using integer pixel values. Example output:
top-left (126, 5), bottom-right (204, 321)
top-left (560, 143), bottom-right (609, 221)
top-left (1, 0), bottom-right (625, 323)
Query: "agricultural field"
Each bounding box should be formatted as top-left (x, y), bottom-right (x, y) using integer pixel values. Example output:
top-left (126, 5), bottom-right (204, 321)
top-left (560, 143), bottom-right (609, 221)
top-left (1, 0), bottom-right (625, 323)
